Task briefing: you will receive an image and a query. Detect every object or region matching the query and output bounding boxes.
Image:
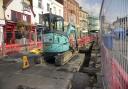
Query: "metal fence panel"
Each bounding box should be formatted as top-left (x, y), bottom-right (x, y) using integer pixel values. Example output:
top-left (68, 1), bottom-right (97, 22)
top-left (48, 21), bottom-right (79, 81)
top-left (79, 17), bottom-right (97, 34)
top-left (100, 0), bottom-right (128, 89)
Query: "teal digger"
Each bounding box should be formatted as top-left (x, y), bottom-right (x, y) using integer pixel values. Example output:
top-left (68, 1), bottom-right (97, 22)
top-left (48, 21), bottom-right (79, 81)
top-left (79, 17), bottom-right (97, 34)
top-left (42, 13), bottom-right (78, 65)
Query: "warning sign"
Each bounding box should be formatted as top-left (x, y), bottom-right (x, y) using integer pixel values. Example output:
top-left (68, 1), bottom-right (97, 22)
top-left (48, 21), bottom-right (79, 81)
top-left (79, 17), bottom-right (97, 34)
top-left (22, 56), bottom-right (30, 69)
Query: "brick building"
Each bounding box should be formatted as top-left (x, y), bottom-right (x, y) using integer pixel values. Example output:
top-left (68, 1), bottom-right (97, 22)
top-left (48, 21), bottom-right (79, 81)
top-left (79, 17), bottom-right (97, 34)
top-left (79, 7), bottom-right (89, 36)
top-left (63, 0), bottom-right (80, 28)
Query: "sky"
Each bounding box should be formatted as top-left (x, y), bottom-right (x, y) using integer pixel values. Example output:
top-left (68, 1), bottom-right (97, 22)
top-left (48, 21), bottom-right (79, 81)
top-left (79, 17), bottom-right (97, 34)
top-left (77, 0), bottom-right (102, 16)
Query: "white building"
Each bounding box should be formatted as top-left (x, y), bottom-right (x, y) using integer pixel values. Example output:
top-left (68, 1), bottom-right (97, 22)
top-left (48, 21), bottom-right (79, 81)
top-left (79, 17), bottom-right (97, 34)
top-left (4, 0), bottom-right (63, 26)
top-left (32, 0), bottom-right (63, 25)
top-left (5, 0), bottom-right (35, 24)
top-left (3, 0), bottom-right (36, 45)
top-left (33, 0), bottom-right (43, 25)
top-left (0, 0), bottom-right (5, 46)
top-left (42, 0), bottom-right (63, 17)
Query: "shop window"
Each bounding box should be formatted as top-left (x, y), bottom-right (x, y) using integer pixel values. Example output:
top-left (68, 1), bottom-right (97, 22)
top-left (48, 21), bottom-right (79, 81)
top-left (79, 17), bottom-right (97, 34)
top-left (6, 31), bottom-right (14, 44)
top-left (15, 31), bottom-right (22, 39)
top-left (37, 26), bottom-right (43, 41)
top-left (31, 32), bottom-right (35, 41)
top-left (37, 32), bottom-right (42, 41)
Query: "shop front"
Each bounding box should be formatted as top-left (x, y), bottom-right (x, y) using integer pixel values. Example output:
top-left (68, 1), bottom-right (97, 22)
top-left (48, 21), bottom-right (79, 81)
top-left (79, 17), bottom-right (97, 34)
top-left (3, 21), bottom-right (37, 55)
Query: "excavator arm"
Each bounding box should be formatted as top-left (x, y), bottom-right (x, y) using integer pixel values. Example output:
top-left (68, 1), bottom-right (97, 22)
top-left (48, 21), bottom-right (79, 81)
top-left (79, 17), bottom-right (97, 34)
top-left (66, 23), bottom-right (78, 50)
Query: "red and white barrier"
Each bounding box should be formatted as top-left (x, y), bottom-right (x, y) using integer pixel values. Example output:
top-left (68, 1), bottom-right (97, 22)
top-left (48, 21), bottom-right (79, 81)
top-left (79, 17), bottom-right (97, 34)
top-left (0, 41), bottom-right (43, 56)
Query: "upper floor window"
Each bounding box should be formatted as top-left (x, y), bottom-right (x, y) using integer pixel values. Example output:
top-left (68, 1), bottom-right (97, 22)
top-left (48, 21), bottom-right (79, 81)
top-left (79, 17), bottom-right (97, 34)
top-left (53, 7), bottom-right (56, 14)
top-left (11, 10), bottom-right (31, 23)
top-left (59, 9), bottom-right (61, 16)
top-left (39, 14), bottom-right (42, 24)
top-left (47, 3), bottom-right (50, 12)
top-left (11, 10), bottom-right (17, 22)
top-left (38, 0), bottom-right (42, 8)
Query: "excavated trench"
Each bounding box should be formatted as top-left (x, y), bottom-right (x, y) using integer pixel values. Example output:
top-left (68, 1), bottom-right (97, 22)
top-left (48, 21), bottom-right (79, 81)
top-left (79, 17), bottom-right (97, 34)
top-left (71, 42), bottom-right (103, 89)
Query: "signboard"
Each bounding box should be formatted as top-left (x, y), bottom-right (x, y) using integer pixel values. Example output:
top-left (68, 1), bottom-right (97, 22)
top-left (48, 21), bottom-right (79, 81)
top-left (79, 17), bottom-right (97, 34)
top-left (0, 20), bottom-right (5, 25)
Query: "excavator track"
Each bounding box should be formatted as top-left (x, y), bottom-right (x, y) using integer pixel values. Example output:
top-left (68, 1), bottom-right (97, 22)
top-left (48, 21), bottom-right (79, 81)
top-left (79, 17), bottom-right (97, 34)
top-left (55, 51), bottom-right (78, 66)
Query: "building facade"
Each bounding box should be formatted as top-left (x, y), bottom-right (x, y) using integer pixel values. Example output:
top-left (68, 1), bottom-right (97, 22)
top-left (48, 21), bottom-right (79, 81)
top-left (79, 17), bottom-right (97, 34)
top-left (42, 0), bottom-right (63, 17)
top-left (88, 16), bottom-right (99, 32)
top-left (113, 17), bottom-right (128, 29)
top-left (79, 7), bottom-right (89, 36)
top-left (0, 0), bottom-right (63, 46)
top-left (5, 0), bottom-right (35, 24)
top-left (33, 0), bottom-right (43, 25)
top-left (63, 0), bottom-right (80, 27)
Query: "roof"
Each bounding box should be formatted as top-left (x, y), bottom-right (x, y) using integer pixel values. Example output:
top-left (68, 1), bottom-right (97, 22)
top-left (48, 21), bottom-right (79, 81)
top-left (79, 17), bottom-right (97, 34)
top-left (79, 8), bottom-right (88, 14)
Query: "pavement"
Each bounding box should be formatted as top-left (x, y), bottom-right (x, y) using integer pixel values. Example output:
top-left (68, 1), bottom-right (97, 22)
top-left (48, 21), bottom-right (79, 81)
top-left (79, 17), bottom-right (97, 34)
top-left (0, 65), bottom-right (73, 89)
top-left (0, 53), bottom-right (85, 89)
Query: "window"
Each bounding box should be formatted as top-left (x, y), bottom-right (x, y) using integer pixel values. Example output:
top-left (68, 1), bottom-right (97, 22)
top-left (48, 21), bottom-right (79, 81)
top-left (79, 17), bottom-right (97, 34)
top-left (6, 31), bottom-right (14, 44)
top-left (11, 10), bottom-right (31, 23)
top-left (38, 0), bottom-right (42, 8)
top-left (47, 3), bottom-right (50, 12)
top-left (39, 14), bottom-right (42, 24)
top-left (11, 11), bottom-right (23, 22)
top-left (37, 30), bottom-right (42, 41)
top-left (53, 7), bottom-right (56, 14)
top-left (11, 10), bottom-right (17, 22)
top-left (52, 17), bottom-right (63, 31)
top-left (59, 9), bottom-right (61, 16)
top-left (56, 20), bottom-right (63, 30)
top-left (23, 14), bottom-right (31, 23)
top-left (27, 15), bottom-right (31, 23)
top-left (15, 31), bottom-right (22, 39)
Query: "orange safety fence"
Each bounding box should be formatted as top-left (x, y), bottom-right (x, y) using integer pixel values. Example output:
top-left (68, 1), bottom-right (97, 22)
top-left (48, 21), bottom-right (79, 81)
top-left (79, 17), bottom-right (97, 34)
top-left (0, 36), bottom-right (95, 56)
top-left (28, 41), bottom-right (42, 50)
top-left (0, 35), bottom-right (95, 56)
top-left (78, 35), bottom-right (95, 47)
top-left (0, 41), bottom-right (43, 56)
top-left (5, 44), bottom-right (21, 55)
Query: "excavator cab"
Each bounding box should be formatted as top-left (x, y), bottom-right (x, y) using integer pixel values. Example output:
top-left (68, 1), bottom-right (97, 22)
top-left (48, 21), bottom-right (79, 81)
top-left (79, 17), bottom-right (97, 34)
top-left (43, 13), bottom-right (64, 32)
